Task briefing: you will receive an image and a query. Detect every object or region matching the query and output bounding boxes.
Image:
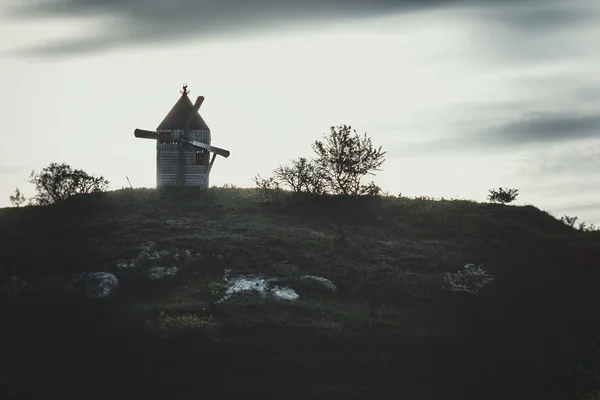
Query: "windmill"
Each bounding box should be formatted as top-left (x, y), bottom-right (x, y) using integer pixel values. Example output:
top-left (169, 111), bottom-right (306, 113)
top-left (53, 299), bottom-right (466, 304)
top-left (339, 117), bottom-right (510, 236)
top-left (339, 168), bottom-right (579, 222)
top-left (134, 85), bottom-right (230, 189)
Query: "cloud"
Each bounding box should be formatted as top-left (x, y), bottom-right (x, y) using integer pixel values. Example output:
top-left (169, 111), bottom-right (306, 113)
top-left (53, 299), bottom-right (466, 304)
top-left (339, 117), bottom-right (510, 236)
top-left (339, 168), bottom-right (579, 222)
top-left (516, 140), bottom-right (600, 180)
top-left (393, 111), bottom-right (600, 157)
top-left (3, 0), bottom-right (452, 55)
top-left (475, 0), bottom-right (600, 33)
top-left (1, 0), bottom-right (555, 57)
top-left (485, 112), bottom-right (600, 145)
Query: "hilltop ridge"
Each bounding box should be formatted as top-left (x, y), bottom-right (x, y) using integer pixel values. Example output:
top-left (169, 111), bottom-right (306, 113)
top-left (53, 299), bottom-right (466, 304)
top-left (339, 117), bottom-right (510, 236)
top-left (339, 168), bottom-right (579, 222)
top-left (1, 188), bottom-right (600, 400)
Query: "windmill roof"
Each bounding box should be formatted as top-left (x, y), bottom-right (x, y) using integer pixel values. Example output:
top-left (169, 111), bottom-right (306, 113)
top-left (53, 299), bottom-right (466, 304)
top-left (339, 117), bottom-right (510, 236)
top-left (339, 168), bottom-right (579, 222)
top-left (156, 93), bottom-right (210, 131)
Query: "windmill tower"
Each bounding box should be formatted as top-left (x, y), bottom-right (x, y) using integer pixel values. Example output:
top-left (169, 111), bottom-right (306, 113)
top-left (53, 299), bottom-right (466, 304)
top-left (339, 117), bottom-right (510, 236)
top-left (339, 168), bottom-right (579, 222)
top-left (134, 85), bottom-right (230, 188)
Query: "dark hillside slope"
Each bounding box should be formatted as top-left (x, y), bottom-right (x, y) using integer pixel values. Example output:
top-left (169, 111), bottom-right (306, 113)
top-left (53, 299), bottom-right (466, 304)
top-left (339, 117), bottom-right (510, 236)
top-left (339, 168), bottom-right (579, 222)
top-left (1, 188), bottom-right (600, 400)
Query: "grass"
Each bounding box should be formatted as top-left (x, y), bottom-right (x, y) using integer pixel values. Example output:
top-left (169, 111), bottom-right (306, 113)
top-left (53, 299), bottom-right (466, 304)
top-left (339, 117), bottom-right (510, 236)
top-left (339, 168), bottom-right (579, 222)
top-left (1, 187), bottom-right (600, 399)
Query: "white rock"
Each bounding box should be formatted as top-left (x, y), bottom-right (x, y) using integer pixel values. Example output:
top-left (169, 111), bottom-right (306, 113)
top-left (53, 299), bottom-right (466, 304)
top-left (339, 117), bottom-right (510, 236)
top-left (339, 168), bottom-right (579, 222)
top-left (271, 286), bottom-right (300, 301)
top-left (219, 274), bottom-right (300, 302)
top-left (300, 275), bottom-right (337, 290)
top-left (223, 276), bottom-right (268, 299)
top-left (146, 266), bottom-right (179, 280)
top-left (116, 259), bottom-right (132, 269)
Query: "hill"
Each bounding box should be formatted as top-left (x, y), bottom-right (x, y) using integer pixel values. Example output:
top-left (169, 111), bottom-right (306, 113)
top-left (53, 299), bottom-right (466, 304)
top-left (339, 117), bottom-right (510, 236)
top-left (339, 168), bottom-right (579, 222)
top-left (1, 188), bottom-right (600, 399)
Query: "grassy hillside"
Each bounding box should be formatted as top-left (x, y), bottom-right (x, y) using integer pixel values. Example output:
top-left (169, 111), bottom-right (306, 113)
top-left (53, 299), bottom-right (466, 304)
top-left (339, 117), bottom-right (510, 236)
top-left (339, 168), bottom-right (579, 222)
top-left (1, 188), bottom-right (600, 399)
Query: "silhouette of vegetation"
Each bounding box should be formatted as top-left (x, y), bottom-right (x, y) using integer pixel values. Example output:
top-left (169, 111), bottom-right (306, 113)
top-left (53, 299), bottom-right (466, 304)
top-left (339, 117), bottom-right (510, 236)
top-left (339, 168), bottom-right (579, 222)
top-left (253, 175), bottom-right (280, 191)
top-left (561, 214), bottom-right (578, 228)
top-left (28, 162), bottom-right (109, 205)
top-left (8, 188), bottom-right (26, 207)
top-left (273, 157), bottom-right (327, 196)
top-left (257, 125), bottom-right (385, 197)
top-left (487, 187), bottom-right (519, 204)
top-left (313, 125), bottom-right (386, 196)
top-left (578, 221), bottom-right (599, 232)
top-left (560, 214), bottom-right (599, 232)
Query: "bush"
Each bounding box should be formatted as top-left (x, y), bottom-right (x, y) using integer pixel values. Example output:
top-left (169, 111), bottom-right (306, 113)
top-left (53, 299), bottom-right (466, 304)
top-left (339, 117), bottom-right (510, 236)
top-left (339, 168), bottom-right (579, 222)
top-left (8, 188), bottom-right (26, 207)
top-left (561, 215), bottom-right (578, 227)
top-left (444, 263), bottom-right (494, 295)
top-left (487, 187), bottom-right (519, 204)
top-left (578, 222), bottom-right (599, 232)
top-left (256, 124), bottom-right (386, 198)
top-left (253, 175), bottom-right (280, 191)
top-left (313, 125), bottom-right (386, 196)
top-left (28, 162), bottom-right (109, 205)
top-left (273, 157), bottom-right (327, 196)
top-left (560, 215), bottom-right (600, 231)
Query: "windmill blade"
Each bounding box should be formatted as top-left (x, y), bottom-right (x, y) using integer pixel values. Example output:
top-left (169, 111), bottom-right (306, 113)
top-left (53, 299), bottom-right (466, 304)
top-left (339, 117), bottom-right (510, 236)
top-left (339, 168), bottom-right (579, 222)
top-left (203, 153), bottom-right (218, 190)
top-left (134, 129), bottom-right (160, 140)
top-left (183, 139), bottom-right (230, 158)
top-left (183, 96), bottom-right (205, 133)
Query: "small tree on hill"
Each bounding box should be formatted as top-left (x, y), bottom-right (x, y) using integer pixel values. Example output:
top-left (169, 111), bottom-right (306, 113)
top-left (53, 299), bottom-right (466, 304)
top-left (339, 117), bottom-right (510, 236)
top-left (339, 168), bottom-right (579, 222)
top-left (253, 175), bottom-right (281, 191)
top-left (273, 157), bottom-right (327, 196)
top-left (312, 125), bottom-right (386, 196)
top-left (559, 215), bottom-right (600, 231)
top-left (561, 215), bottom-right (578, 228)
top-left (487, 187), bottom-right (519, 204)
top-left (256, 124), bottom-right (386, 198)
top-left (29, 162), bottom-right (109, 205)
top-left (9, 188), bottom-right (27, 207)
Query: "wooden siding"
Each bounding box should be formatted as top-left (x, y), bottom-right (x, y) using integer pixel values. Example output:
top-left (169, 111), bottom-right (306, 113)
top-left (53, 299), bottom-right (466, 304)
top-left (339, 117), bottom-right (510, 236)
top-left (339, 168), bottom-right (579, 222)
top-left (188, 130), bottom-right (211, 144)
top-left (155, 128), bottom-right (211, 188)
top-left (164, 130), bottom-right (211, 144)
top-left (156, 144), bottom-right (208, 187)
top-left (157, 146), bottom-right (178, 187)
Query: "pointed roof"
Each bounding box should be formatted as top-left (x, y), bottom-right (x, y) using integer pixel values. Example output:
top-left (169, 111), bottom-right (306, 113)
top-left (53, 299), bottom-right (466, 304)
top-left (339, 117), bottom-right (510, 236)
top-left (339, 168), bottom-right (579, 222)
top-left (156, 89), bottom-right (210, 132)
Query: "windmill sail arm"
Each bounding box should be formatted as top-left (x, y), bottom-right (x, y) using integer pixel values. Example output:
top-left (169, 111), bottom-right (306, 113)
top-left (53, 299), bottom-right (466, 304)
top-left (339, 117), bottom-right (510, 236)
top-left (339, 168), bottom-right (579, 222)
top-left (183, 139), bottom-right (230, 158)
top-left (134, 129), bottom-right (160, 140)
top-left (183, 96), bottom-right (205, 133)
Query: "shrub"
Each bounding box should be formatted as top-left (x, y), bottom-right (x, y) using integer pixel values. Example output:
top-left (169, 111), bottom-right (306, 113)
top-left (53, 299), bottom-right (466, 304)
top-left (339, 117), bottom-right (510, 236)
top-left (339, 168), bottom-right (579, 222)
top-left (560, 216), bottom-right (600, 232)
top-left (487, 187), bottom-right (519, 204)
top-left (561, 215), bottom-right (578, 227)
top-left (313, 125), bottom-right (386, 196)
top-left (579, 222), bottom-right (600, 232)
top-left (29, 162), bottom-right (109, 205)
top-left (253, 175), bottom-right (281, 191)
top-left (273, 157), bottom-right (327, 196)
top-left (414, 195), bottom-right (436, 201)
top-left (444, 263), bottom-right (494, 295)
top-left (8, 188), bottom-right (26, 207)
top-left (256, 124), bottom-right (386, 198)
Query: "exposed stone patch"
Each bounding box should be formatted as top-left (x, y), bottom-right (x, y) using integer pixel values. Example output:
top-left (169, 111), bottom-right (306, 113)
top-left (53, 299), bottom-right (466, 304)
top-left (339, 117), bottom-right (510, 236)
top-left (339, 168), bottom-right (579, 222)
top-left (146, 267), bottom-right (179, 281)
top-left (218, 270), bottom-right (335, 303)
top-left (300, 275), bottom-right (337, 290)
top-left (116, 242), bottom-right (197, 279)
top-left (270, 286), bottom-right (300, 301)
top-left (219, 273), bottom-right (299, 303)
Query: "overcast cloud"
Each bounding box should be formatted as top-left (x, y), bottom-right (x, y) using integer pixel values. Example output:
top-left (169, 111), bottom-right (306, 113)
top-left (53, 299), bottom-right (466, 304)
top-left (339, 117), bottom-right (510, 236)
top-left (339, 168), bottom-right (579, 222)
top-left (393, 110), bottom-right (600, 157)
top-left (3, 0), bottom-right (586, 57)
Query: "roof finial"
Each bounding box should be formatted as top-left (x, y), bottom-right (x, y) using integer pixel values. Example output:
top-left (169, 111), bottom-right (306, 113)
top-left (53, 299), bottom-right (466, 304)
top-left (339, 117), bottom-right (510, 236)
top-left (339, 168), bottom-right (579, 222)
top-left (180, 84), bottom-right (189, 95)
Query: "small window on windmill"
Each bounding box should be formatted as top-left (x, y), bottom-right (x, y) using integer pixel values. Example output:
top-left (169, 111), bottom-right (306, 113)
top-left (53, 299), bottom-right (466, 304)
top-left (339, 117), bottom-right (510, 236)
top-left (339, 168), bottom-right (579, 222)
top-left (195, 149), bottom-right (206, 165)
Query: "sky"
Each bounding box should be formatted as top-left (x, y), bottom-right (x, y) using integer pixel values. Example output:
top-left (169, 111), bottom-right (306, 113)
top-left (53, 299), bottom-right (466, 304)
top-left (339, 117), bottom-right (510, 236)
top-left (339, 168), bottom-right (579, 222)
top-left (1, 0), bottom-right (599, 224)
